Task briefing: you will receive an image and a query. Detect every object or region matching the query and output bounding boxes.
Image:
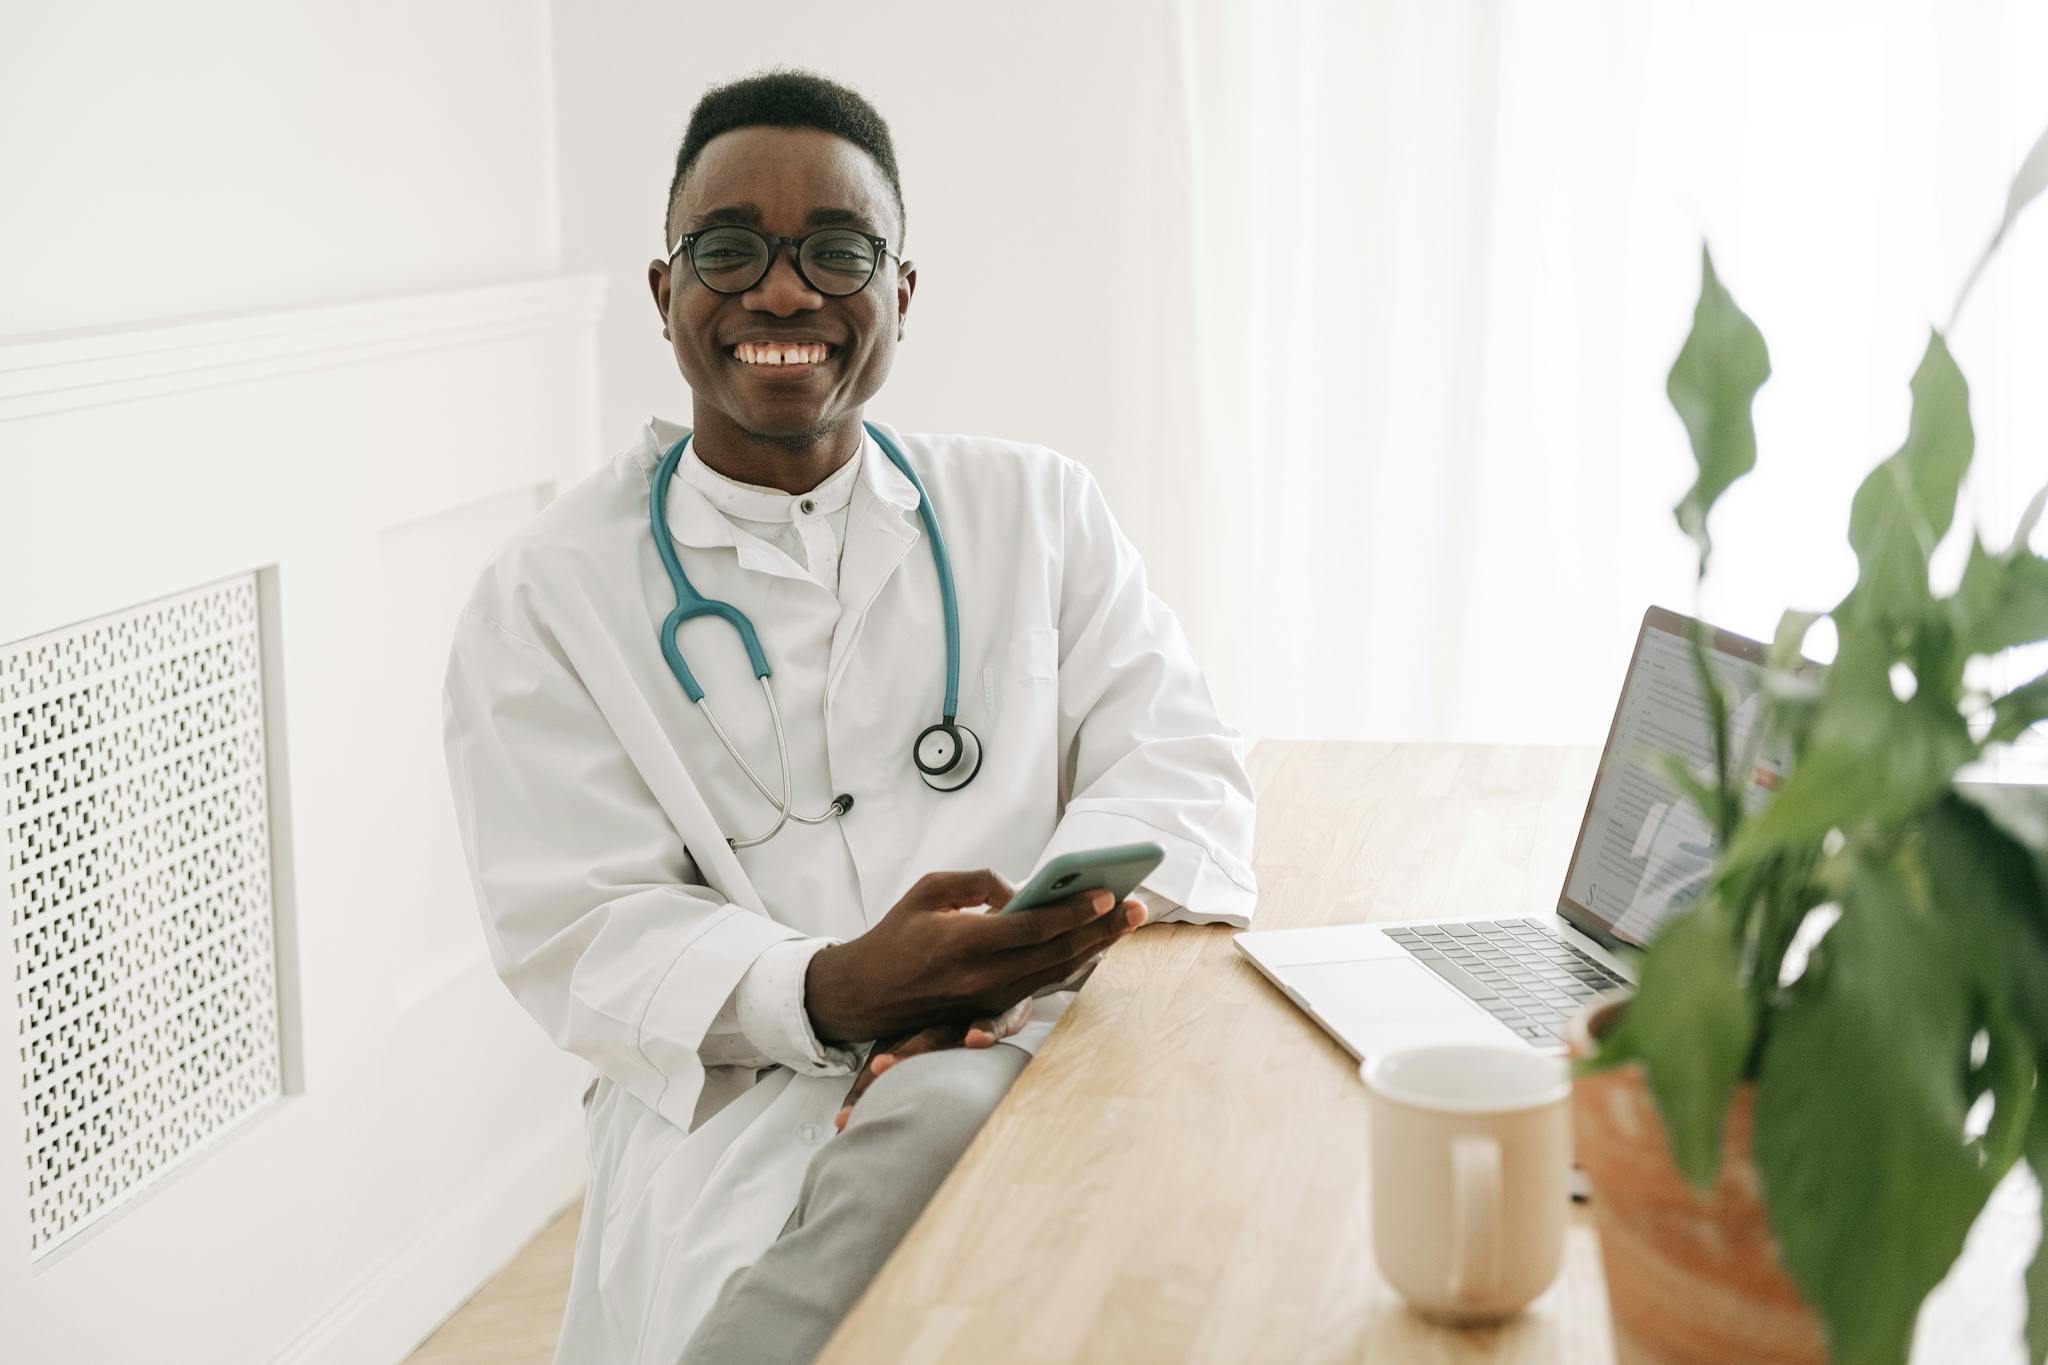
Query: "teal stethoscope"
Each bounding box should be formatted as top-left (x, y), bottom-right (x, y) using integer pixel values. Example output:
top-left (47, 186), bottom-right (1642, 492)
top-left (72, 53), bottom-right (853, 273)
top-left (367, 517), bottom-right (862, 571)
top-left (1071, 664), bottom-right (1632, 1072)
top-left (650, 420), bottom-right (982, 849)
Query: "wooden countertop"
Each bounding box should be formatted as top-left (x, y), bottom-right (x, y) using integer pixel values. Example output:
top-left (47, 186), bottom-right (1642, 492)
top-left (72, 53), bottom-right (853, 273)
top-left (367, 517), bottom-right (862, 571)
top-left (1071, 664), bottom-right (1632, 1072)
top-left (819, 741), bottom-right (1611, 1364)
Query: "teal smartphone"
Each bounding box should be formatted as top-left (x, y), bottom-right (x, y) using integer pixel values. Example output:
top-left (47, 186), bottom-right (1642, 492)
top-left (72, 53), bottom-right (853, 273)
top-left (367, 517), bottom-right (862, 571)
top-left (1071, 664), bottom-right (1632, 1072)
top-left (1001, 841), bottom-right (1165, 915)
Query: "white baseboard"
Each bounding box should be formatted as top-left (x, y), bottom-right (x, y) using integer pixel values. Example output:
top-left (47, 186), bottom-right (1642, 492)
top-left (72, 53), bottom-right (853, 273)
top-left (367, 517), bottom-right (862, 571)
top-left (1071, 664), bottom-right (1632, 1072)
top-left (268, 1113), bottom-right (586, 1365)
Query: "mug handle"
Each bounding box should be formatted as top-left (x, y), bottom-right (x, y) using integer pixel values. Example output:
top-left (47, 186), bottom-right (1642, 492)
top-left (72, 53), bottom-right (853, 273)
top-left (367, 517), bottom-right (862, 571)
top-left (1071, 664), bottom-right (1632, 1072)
top-left (1446, 1135), bottom-right (1503, 1304)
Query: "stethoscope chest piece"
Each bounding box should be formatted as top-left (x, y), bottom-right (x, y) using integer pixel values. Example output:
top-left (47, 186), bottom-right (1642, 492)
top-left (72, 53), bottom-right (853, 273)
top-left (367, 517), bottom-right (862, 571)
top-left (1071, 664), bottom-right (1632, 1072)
top-left (914, 721), bottom-right (982, 792)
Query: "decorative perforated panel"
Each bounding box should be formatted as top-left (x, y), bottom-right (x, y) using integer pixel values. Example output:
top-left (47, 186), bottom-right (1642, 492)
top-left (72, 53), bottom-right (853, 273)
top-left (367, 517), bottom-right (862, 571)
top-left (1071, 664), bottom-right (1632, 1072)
top-left (4, 576), bottom-right (284, 1256)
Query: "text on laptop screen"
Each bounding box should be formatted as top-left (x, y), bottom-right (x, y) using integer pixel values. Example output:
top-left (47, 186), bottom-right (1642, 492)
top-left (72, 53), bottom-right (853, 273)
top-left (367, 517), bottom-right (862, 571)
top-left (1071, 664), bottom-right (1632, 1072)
top-left (1560, 616), bottom-right (1787, 948)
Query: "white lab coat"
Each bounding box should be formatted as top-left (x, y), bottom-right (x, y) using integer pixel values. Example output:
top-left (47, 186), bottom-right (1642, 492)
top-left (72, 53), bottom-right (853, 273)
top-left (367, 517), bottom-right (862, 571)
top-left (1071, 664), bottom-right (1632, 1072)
top-left (442, 417), bottom-right (1256, 1364)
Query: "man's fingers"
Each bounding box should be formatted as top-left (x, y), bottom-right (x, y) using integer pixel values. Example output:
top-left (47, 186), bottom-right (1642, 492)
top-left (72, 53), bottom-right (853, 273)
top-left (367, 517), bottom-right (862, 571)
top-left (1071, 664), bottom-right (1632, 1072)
top-left (1008, 961), bottom-right (1092, 1000)
top-left (985, 888), bottom-right (1118, 946)
top-left (997, 995), bottom-right (1034, 1034)
top-left (1000, 896), bottom-right (1142, 976)
top-left (838, 1051), bottom-right (893, 1115)
top-left (965, 987), bottom-right (1037, 1046)
top-left (841, 1035), bottom-right (911, 1114)
top-left (1026, 902), bottom-right (1144, 990)
top-left (840, 1058), bottom-right (884, 1113)
top-left (840, 1023), bottom-right (964, 1121)
top-left (910, 868), bottom-right (1016, 913)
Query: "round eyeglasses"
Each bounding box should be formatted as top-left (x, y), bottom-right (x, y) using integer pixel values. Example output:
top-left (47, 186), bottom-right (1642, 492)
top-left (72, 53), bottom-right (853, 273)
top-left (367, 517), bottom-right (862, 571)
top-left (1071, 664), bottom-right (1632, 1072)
top-left (667, 225), bottom-right (898, 297)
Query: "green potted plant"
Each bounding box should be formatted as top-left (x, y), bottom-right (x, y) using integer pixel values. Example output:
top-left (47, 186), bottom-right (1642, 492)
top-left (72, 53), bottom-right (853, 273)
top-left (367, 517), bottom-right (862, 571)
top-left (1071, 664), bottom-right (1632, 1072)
top-left (1571, 126), bottom-right (2048, 1365)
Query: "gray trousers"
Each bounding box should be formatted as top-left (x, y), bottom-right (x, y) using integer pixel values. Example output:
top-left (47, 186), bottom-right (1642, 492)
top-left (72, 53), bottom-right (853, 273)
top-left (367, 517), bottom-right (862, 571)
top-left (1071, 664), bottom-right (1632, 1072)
top-left (681, 1042), bottom-right (1032, 1365)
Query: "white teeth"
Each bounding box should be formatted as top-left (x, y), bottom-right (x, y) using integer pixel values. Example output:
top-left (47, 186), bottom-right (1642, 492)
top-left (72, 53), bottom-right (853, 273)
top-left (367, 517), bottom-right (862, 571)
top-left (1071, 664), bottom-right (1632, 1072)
top-left (734, 341), bottom-right (830, 365)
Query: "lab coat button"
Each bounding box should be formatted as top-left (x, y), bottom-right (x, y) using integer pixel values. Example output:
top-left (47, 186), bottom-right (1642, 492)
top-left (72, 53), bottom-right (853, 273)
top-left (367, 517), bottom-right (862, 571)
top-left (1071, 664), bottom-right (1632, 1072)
top-left (799, 498), bottom-right (817, 515)
top-left (799, 1121), bottom-right (823, 1143)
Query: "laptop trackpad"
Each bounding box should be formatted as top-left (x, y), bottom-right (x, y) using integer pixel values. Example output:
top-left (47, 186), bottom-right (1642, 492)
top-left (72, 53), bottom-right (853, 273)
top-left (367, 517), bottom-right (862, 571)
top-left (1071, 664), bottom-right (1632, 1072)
top-left (1283, 957), bottom-right (1516, 1058)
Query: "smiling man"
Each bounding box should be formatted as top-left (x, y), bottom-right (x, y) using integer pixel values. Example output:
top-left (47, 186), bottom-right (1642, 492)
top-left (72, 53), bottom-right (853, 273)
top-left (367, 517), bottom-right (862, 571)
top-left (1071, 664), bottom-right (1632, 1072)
top-left (442, 70), bottom-right (1256, 1364)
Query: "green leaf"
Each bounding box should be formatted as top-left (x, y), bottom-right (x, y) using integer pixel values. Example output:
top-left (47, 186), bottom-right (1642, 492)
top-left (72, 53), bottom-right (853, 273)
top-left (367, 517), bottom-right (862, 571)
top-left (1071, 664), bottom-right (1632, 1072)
top-left (1838, 333), bottom-right (1974, 623)
top-left (1729, 628), bottom-right (1974, 867)
top-left (1660, 750), bottom-right (1724, 836)
top-left (1928, 794), bottom-right (2048, 1038)
top-left (1770, 609), bottom-right (1824, 670)
top-left (1963, 780), bottom-right (2048, 861)
top-left (1759, 668), bottom-right (1824, 756)
top-left (1958, 786), bottom-right (2048, 1065)
top-left (2013, 479), bottom-right (2048, 555)
top-left (1755, 850), bottom-right (1997, 1365)
top-left (1952, 120), bottom-right (2048, 329)
top-left (2002, 119), bottom-right (2048, 239)
top-left (1763, 609), bottom-right (1827, 755)
top-left (1971, 1004), bottom-right (2035, 1182)
top-left (1955, 499), bottom-right (2048, 666)
top-left (1668, 247), bottom-right (1772, 569)
top-left (1960, 549), bottom-right (2048, 657)
top-left (2028, 1102), bottom-right (2048, 1365)
top-left (1924, 797), bottom-right (2048, 1360)
top-left (1624, 894), bottom-right (1756, 1190)
top-left (1992, 670), bottom-right (2048, 748)
top-left (1957, 784), bottom-right (2048, 972)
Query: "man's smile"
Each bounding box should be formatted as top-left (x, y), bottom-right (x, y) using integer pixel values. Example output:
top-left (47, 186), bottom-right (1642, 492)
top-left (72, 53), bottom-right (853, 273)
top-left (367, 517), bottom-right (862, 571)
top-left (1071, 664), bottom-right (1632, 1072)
top-left (728, 340), bottom-right (840, 369)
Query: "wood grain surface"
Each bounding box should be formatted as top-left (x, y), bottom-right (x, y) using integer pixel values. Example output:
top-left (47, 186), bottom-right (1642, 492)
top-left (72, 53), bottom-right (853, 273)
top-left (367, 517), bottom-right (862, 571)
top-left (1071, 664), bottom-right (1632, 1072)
top-left (405, 1201), bottom-right (580, 1365)
top-left (406, 740), bottom-right (2027, 1364)
top-left (818, 740), bottom-right (1613, 1365)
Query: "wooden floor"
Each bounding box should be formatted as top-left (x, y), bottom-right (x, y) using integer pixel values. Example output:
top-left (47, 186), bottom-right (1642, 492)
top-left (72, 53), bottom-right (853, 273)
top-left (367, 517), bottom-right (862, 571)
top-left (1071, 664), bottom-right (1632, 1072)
top-left (405, 1200), bottom-right (582, 1365)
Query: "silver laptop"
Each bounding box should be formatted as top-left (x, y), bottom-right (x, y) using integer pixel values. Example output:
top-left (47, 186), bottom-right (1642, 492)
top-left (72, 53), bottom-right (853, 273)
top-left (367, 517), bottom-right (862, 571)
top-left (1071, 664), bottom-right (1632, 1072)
top-left (1235, 605), bottom-right (1782, 1059)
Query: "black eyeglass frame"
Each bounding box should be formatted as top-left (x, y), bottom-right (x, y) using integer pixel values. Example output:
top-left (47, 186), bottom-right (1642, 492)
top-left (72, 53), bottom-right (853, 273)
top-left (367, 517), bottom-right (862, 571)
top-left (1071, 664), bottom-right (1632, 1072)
top-left (665, 225), bottom-right (901, 297)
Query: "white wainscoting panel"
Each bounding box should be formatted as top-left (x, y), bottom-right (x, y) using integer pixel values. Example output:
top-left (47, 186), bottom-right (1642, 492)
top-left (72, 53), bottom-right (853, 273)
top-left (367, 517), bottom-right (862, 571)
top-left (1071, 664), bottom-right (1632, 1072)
top-left (0, 275), bottom-right (601, 1363)
top-left (375, 484), bottom-right (560, 1018)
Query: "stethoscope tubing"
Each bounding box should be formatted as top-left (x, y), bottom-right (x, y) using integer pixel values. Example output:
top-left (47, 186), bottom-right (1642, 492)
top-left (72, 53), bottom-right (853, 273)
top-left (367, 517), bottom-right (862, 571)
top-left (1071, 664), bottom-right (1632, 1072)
top-left (650, 419), bottom-right (964, 847)
top-left (698, 680), bottom-right (845, 849)
top-left (885, 441), bottom-right (963, 721)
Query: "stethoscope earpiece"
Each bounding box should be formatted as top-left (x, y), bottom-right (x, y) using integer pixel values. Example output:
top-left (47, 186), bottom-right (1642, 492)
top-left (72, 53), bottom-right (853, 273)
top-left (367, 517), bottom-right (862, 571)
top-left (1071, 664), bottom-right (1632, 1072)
top-left (914, 721), bottom-right (982, 792)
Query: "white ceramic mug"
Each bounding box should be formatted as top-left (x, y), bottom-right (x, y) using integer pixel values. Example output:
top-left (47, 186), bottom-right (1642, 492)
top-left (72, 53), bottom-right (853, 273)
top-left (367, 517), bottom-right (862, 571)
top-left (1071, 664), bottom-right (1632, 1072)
top-left (1359, 1043), bottom-right (1572, 1324)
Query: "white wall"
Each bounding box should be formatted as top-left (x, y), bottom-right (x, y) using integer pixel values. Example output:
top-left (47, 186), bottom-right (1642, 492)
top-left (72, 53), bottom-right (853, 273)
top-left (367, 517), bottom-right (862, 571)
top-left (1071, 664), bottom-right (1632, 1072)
top-left (0, 3), bottom-right (595, 1361)
top-left (0, 0), bottom-right (563, 334)
top-left (554, 1), bottom-right (2048, 757)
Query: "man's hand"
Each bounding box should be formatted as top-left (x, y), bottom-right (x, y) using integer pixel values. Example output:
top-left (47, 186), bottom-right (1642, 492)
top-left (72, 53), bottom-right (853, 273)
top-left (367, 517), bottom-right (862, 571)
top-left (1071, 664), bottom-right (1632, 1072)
top-left (832, 995), bottom-right (1035, 1132)
top-left (803, 869), bottom-right (1147, 1045)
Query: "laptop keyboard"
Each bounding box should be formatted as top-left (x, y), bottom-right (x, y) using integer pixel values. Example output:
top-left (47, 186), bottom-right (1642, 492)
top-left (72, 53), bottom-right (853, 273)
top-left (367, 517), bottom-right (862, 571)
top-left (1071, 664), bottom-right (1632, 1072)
top-left (1381, 920), bottom-right (1628, 1046)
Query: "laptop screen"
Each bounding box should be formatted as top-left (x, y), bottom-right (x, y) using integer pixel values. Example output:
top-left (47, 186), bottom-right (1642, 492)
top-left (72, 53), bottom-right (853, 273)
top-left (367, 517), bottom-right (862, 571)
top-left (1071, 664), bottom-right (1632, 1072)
top-left (1557, 606), bottom-right (1786, 949)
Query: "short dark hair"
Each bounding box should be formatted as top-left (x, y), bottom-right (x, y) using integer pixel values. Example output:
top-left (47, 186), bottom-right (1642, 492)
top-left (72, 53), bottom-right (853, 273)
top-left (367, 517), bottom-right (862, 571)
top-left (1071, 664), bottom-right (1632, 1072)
top-left (663, 69), bottom-right (905, 248)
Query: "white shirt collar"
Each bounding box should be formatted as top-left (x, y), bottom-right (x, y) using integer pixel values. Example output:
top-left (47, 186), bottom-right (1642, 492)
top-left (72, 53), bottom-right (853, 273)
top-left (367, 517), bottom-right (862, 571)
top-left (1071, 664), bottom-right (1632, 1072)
top-left (644, 416), bottom-right (923, 553)
top-left (680, 431), bottom-right (864, 524)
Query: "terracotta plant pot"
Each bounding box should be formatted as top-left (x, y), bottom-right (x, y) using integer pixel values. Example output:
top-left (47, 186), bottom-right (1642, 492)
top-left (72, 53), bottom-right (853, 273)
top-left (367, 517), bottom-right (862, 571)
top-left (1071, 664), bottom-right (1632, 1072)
top-left (1566, 993), bottom-right (1828, 1365)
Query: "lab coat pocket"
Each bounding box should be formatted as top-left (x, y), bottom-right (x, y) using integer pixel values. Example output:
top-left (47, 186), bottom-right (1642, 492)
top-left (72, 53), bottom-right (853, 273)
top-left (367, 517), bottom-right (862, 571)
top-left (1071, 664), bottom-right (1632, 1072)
top-left (982, 626), bottom-right (1058, 714)
top-left (978, 627), bottom-right (1061, 828)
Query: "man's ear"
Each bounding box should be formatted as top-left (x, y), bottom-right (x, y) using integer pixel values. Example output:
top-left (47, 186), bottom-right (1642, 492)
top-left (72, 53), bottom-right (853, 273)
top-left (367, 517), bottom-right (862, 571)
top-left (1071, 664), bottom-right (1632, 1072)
top-left (648, 260), bottom-right (673, 335)
top-left (896, 259), bottom-right (917, 341)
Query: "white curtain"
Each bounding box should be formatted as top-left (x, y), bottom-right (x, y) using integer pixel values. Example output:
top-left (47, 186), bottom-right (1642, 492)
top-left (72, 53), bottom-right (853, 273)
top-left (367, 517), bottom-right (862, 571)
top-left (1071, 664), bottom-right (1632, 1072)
top-left (1172, 0), bottom-right (2047, 753)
